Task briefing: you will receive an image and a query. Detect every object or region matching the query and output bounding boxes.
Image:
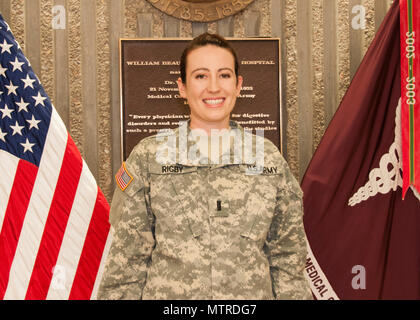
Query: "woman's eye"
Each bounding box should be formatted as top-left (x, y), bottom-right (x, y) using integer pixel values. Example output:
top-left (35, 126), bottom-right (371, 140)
top-left (195, 74), bottom-right (206, 79)
top-left (220, 73), bottom-right (231, 79)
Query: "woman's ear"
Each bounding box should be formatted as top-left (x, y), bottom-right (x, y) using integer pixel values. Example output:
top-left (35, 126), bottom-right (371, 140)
top-left (236, 75), bottom-right (243, 96)
top-left (177, 77), bottom-right (187, 99)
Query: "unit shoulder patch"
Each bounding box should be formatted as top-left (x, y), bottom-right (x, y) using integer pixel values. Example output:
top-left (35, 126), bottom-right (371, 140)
top-left (115, 162), bottom-right (134, 191)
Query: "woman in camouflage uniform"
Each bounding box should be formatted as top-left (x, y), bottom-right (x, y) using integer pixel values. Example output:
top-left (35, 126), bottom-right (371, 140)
top-left (98, 33), bottom-right (312, 300)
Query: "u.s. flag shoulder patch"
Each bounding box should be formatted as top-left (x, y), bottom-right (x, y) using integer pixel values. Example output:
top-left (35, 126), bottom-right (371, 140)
top-left (115, 162), bottom-right (134, 191)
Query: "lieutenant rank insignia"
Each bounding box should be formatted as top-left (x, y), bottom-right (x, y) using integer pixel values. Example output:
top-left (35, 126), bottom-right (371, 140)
top-left (115, 162), bottom-right (133, 191)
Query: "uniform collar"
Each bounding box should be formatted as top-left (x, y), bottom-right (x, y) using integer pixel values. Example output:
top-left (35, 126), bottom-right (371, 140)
top-left (169, 120), bottom-right (258, 167)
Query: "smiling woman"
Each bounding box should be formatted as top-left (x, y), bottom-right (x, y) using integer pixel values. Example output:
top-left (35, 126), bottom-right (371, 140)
top-left (97, 33), bottom-right (312, 300)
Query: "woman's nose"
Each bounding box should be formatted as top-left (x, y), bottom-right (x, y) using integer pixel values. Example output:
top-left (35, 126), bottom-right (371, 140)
top-left (207, 76), bottom-right (220, 93)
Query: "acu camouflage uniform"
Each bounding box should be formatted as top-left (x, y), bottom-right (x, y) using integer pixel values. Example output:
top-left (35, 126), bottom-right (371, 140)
top-left (97, 121), bottom-right (312, 300)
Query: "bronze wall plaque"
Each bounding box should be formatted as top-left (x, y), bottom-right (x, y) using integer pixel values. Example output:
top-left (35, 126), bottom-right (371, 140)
top-left (120, 38), bottom-right (281, 161)
top-left (145, 0), bottom-right (256, 22)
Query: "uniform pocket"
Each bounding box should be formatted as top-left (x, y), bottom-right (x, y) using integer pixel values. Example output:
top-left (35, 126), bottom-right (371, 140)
top-left (148, 163), bottom-right (197, 214)
top-left (235, 166), bottom-right (279, 243)
top-left (240, 207), bottom-right (273, 243)
top-left (148, 163), bottom-right (202, 239)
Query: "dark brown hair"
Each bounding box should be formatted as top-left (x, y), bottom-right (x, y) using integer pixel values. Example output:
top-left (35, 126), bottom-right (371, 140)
top-left (180, 32), bottom-right (239, 83)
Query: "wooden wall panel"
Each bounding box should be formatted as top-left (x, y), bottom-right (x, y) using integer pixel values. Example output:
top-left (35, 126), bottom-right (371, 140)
top-left (137, 13), bottom-right (153, 37)
top-left (163, 15), bottom-right (180, 37)
top-left (217, 16), bottom-right (234, 37)
top-left (280, 0), bottom-right (393, 180)
top-left (297, 0), bottom-right (313, 179)
top-left (110, 0), bottom-right (123, 194)
top-left (323, 0), bottom-right (339, 127)
top-left (68, 0), bottom-right (83, 153)
top-left (349, 0), bottom-right (363, 80)
top-left (192, 22), bottom-right (208, 37)
top-left (0, 0), bottom-right (11, 23)
top-left (54, 0), bottom-right (69, 128)
top-left (6, 0), bottom-right (394, 201)
top-left (312, 0), bottom-right (326, 156)
top-left (80, 0), bottom-right (98, 180)
top-left (40, 0), bottom-right (54, 104)
top-left (25, 0), bottom-right (41, 76)
top-left (96, 0), bottom-right (112, 200)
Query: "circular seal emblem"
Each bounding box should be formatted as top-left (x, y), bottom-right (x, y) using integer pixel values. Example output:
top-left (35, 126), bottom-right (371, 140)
top-left (146, 0), bottom-right (256, 22)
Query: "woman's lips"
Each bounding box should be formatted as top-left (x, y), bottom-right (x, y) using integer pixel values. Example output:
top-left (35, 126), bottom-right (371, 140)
top-left (203, 98), bottom-right (225, 107)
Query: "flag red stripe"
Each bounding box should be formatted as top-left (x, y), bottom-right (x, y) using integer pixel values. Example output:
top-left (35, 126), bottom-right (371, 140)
top-left (69, 188), bottom-right (110, 300)
top-left (0, 160), bottom-right (38, 300)
top-left (401, 0), bottom-right (420, 196)
top-left (400, 0), bottom-right (410, 196)
top-left (117, 175), bottom-right (127, 189)
top-left (25, 135), bottom-right (83, 300)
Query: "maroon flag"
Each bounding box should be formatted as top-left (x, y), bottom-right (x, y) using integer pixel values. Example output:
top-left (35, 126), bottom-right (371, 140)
top-left (302, 0), bottom-right (420, 300)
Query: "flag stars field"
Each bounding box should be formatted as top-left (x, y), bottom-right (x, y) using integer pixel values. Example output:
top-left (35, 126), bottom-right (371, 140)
top-left (32, 92), bottom-right (47, 107)
top-left (0, 38), bottom-right (13, 54)
top-left (5, 80), bottom-right (18, 95)
top-left (10, 121), bottom-right (24, 136)
top-left (21, 74), bottom-right (36, 89)
top-left (0, 128), bottom-right (6, 142)
top-left (26, 115), bottom-right (41, 130)
top-left (0, 104), bottom-right (13, 119)
top-left (0, 64), bottom-right (7, 77)
top-left (20, 138), bottom-right (35, 153)
top-left (16, 98), bottom-right (29, 113)
top-left (10, 57), bottom-right (25, 72)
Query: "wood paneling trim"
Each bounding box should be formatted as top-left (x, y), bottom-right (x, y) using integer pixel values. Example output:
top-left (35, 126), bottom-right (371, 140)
top-left (110, 0), bottom-right (123, 185)
top-left (68, 0), bottom-right (83, 152)
top-left (192, 22), bottom-right (207, 36)
top-left (0, 0), bottom-right (11, 24)
top-left (25, 0), bottom-right (41, 76)
top-left (312, 0), bottom-right (325, 153)
top-left (244, 10), bottom-right (260, 37)
top-left (10, 0), bottom-right (25, 52)
top-left (137, 13), bottom-right (153, 37)
top-left (96, 0), bottom-right (112, 201)
top-left (54, 0), bottom-right (69, 127)
top-left (40, 0), bottom-right (54, 104)
top-left (349, 0), bottom-right (363, 81)
top-left (217, 16), bottom-right (234, 37)
top-left (297, 0), bottom-right (313, 180)
top-left (81, 0), bottom-right (98, 180)
top-left (374, 0), bottom-right (389, 31)
top-left (163, 15), bottom-right (180, 37)
top-left (323, 0), bottom-right (339, 125)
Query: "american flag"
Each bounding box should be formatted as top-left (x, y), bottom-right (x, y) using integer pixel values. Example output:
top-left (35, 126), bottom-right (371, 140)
top-left (0, 15), bottom-right (112, 299)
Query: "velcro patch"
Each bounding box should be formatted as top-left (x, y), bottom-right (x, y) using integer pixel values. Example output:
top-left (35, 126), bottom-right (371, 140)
top-left (115, 162), bottom-right (134, 191)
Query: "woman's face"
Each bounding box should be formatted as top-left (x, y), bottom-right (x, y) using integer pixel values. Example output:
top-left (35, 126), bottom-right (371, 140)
top-left (177, 45), bottom-right (243, 133)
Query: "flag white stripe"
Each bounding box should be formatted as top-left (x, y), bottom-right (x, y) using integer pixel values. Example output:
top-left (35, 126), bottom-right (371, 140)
top-left (0, 150), bottom-right (19, 233)
top-left (46, 160), bottom-right (97, 300)
top-left (4, 109), bottom-right (68, 300)
top-left (90, 228), bottom-right (113, 300)
top-left (305, 237), bottom-right (339, 300)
